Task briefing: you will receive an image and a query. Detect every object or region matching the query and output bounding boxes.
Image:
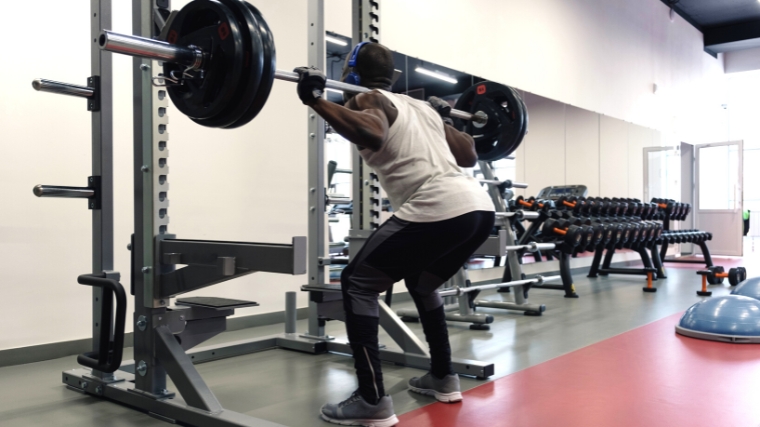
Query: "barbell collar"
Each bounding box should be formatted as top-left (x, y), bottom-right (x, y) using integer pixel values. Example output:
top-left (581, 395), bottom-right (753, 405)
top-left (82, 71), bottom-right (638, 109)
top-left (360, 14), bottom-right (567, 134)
top-left (32, 79), bottom-right (94, 98)
top-left (99, 31), bottom-right (486, 125)
top-left (326, 196), bottom-right (351, 205)
top-left (33, 185), bottom-right (95, 199)
top-left (99, 31), bottom-right (203, 70)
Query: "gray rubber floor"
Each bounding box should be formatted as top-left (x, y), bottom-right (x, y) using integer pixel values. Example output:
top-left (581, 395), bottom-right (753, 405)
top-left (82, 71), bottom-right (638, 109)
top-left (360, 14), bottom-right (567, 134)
top-left (0, 266), bottom-right (736, 427)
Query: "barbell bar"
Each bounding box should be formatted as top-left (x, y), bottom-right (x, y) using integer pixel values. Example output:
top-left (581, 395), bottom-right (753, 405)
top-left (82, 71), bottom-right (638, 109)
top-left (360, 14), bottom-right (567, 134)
top-left (479, 179), bottom-right (528, 189)
top-left (439, 274), bottom-right (561, 298)
top-left (98, 31), bottom-right (487, 125)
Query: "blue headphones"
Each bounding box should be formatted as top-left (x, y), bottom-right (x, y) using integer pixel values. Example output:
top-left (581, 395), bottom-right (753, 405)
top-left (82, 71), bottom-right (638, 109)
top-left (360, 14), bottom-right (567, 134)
top-left (345, 42), bottom-right (370, 86)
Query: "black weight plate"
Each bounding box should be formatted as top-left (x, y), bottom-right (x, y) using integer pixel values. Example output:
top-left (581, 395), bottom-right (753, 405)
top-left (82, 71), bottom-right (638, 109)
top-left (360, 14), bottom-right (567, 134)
top-left (163, 0), bottom-right (245, 122)
top-left (225, 2), bottom-right (276, 129)
top-left (707, 265), bottom-right (724, 285)
top-left (454, 82), bottom-right (524, 161)
top-left (198, 0), bottom-right (265, 128)
top-left (507, 85), bottom-right (528, 154)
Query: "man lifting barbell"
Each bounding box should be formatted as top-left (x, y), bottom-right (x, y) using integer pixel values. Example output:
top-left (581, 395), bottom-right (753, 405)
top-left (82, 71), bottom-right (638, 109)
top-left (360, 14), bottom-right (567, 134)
top-left (294, 43), bottom-right (495, 427)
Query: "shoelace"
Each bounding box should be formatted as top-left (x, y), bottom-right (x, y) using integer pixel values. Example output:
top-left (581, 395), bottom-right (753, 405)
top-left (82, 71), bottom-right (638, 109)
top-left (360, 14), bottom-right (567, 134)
top-left (338, 393), bottom-right (362, 408)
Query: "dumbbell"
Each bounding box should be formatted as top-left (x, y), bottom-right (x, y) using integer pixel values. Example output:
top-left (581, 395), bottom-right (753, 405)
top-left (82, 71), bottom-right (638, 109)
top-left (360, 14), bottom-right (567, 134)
top-left (555, 196), bottom-right (578, 211)
top-left (681, 203), bottom-right (692, 220)
top-left (564, 217), bottom-right (597, 250)
top-left (541, 219), bottom-right (584, 251)
top-left (515, 196), bottom-right (537, 210)
top-left (695, 266), bottom-right (748, 296)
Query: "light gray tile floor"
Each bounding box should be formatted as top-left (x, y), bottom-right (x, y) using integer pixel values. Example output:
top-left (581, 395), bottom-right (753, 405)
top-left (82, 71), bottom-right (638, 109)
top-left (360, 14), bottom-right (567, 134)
top-left (0, 267), bottom-right (733, 427)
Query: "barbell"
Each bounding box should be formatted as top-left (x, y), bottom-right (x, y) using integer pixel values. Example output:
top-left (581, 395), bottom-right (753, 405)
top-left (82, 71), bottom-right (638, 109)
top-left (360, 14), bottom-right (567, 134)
top-left (94, 0), bottom-right (527, 162)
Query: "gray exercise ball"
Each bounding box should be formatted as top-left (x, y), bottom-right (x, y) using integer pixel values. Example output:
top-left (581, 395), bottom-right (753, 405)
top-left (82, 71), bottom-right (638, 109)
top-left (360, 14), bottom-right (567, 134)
top-left (731, 276), bottom-right (760, 301)
top-left (676, 295), bottom-right (760, 343)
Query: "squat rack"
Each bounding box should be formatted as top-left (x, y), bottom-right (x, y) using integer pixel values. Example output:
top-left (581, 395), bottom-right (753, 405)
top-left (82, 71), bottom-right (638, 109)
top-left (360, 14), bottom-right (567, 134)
top-left (32, 1), bottom-right (493, 426)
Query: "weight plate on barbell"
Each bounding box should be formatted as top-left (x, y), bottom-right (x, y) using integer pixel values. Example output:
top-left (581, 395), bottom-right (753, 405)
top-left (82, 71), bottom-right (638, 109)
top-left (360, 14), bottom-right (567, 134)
top-left (507, 85), bottom-right (528, 155)
top-left (197, 0), bottom-right (265, 128)
top-left (453, 82), bottom-right (527, 162)
top-left (162, 0), bottom-right (245, 122)
top-left (224, 2), bottom-right (277, 129)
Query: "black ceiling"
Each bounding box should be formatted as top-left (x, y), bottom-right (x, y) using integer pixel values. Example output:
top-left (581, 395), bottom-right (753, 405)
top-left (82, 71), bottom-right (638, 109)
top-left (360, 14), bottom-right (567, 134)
top-left (662, 0), bottom-right (760, 54)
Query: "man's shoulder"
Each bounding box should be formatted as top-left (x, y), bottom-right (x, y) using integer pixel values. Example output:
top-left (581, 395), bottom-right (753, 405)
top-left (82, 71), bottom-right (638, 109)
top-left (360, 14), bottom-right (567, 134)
top-left (347, 90), bottom-right (396, 111)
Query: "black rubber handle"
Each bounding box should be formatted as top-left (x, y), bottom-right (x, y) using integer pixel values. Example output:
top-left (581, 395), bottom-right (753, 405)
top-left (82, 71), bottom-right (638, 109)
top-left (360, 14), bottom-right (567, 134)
top-left (76, 274), bottom-right (127, 373)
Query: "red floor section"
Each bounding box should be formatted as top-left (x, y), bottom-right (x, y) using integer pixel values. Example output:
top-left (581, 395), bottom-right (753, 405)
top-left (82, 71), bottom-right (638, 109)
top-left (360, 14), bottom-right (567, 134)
top-left (399, 313), bottom-right (760, 427)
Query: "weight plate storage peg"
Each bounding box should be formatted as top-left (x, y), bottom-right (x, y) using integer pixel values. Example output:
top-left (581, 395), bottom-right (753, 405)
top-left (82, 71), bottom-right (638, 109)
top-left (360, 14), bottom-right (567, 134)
top-left (454, 81), bottom-right (528, 161)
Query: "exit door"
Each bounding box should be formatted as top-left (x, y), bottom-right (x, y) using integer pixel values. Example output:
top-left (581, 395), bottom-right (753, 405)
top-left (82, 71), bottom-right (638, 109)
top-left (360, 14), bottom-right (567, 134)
top-left (694, 141), bottom-right (744, 256)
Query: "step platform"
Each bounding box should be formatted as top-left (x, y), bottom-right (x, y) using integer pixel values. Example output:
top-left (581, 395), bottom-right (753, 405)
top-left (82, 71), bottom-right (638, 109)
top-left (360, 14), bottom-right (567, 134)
top-left (175, 297), bottom-right (259, 310)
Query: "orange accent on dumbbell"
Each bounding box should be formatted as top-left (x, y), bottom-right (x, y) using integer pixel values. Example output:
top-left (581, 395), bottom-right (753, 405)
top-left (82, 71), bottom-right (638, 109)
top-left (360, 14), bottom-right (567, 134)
top-left (563, 201), bottom-right (576, 208)
top-left (646, 272), bottom-right (653, 290)
top-left (554, 228), bottom-right (568, 235)
top-left (701, 275), bottom-right (708, 293)
top-left (658, 203), bottom-right (668, 208)
top-left (714, 272), bottom-right (729, 278)
top-left (518, 200), bottom-right (534, 207)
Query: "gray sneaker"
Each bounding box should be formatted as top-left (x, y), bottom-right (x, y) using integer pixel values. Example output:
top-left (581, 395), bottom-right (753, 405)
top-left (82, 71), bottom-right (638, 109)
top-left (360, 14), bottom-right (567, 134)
top-left (408, 373), bottom-right (463, 403)
top-left (320, 391), bottom-right (399, 427)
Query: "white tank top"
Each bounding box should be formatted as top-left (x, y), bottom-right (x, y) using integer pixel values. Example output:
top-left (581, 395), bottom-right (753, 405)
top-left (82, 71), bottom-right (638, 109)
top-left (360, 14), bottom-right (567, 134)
top-left (358, 90), bottom-right (494, 223)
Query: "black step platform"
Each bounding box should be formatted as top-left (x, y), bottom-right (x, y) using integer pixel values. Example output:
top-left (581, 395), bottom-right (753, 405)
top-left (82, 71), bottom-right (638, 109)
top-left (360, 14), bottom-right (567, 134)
top-left (176, 297), bottom-right (259, 310)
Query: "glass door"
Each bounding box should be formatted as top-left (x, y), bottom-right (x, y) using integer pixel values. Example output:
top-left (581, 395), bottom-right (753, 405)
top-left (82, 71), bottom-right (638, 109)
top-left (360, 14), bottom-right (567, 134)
top-left (644, 146), bottom-right (683, 254)
top-left (694, 141), bottom-right (744, 256)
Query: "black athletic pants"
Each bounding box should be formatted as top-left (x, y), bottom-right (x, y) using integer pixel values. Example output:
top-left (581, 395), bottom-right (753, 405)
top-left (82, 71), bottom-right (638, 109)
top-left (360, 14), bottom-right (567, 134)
top-left (340, 210), bottom-right (495, 404)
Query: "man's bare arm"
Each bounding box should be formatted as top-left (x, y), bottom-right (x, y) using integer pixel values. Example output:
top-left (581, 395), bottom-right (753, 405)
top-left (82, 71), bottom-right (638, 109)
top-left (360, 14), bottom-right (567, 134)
top-left (443, 124), bottom-right (478, 167)
top-left (307, 93), bottom-right (390, 151)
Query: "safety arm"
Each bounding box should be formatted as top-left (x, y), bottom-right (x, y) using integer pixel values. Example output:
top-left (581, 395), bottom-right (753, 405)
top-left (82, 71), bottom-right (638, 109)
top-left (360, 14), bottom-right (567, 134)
top-left (308, 97), bottom-right (388, 151)
top-left (444, 123), bottom-right (478, 167)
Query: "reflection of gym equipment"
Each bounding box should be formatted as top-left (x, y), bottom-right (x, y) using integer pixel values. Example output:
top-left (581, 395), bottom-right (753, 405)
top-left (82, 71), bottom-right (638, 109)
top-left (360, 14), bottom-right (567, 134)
top-left (396, 221), bottom-right (555, 329)
top-left (396, 162), bottom-right (551, 327)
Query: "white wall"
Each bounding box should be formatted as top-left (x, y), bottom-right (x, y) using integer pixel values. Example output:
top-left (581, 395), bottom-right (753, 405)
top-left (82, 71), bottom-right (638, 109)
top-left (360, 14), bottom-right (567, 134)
top-left (565, 106), bottom-right (600, 196)
top-left (379, 0), bottom-right (722, 134)
top-left (0, 0), bottom-right (310, 351)
top-left (725, 47), bottom-right (760, 74)
top-left (515, 94), bottom-right (665, 199)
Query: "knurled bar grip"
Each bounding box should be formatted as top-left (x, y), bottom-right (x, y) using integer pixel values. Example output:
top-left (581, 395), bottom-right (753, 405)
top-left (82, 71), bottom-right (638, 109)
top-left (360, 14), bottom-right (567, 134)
top-left (98, 31), bottom-right (487, 124)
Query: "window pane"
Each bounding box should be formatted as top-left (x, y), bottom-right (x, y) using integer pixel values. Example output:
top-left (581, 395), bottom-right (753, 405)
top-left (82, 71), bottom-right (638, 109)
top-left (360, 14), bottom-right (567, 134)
top-left (699, 145), bottom-right (739, 210)
top-left (647, 149), bottom-right (680, 201)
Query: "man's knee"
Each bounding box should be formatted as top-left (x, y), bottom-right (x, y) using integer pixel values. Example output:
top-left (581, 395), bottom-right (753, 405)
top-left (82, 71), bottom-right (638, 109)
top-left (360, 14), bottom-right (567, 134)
top-left (342, 262), bottom-right (396, 317)
top-left (409, 271), bottom-right (446, 311)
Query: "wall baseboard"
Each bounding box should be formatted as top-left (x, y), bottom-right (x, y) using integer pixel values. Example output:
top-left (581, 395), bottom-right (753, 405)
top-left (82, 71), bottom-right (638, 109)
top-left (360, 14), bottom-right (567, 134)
top-left (0, 259), bottom-right (637, 368)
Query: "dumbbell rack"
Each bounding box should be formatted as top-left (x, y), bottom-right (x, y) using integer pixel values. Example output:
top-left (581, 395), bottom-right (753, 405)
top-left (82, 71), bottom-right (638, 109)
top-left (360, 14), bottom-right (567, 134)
top-left (655, 198), bottom-right (715, 270)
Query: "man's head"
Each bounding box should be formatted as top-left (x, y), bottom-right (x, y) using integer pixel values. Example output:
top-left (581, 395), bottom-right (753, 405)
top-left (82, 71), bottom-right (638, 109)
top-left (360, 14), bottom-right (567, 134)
top-left (341, 42), bottom-right (395, 100)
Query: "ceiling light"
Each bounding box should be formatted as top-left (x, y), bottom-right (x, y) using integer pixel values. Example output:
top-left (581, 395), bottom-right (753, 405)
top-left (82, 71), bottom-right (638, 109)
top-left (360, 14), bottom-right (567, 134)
top-left (325, 35), bottom-right (348, 46)
top-left (415, 67), bottom-right (457, 84)
top-left (326, 88), bottom-right (344, 94)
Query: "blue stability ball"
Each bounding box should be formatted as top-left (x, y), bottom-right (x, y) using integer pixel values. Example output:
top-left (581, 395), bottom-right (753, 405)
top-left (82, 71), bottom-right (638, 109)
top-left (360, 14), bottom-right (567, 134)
top-left (676, 295), bottom-right (760, 343)
top-left (731, 277), bottom-right (760, 301)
